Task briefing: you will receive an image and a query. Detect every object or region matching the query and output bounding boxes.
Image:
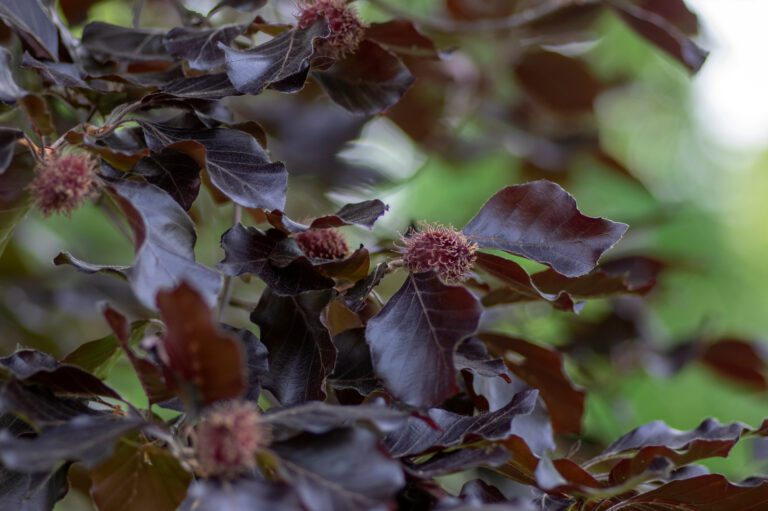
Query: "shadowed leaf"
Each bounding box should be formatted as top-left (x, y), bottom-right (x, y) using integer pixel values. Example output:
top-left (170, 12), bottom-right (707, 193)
top-left (0, 0), bottom-right (58, 60)
top-left (0, 415), bottom-right (143, 472)
top-left (82, 22), bottom-right (170, 63)
top-left (133, 149), bottom-right (202, 211)
top-left (250, 289), bottom-right (336, 405)
top-left (165, 24), bottom-right (248, 71)
top-left (385, 389), bottom-right (538, 458)
top-left (265, 400), bottom-right (405, 442)
top-left (219, 224), bottom-right (335, 295)
top-left (273, 427), bottom-right (404, 511)
top-left (180, 478), bottom-right (301, 510)
top-left (0, 349), bottom-right (120, 399)
top-left (0, 50), bottom-right (25, 104)
top-left (313, 41), bottom-right (415, 115)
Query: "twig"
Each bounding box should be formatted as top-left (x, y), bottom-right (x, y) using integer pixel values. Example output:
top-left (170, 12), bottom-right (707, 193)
top-left (365, 0), bottom-right (600, 34)
top-left (216, 204), bottom-right (242, 317)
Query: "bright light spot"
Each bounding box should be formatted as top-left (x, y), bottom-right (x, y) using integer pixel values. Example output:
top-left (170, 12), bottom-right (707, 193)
top-left (691, 0), bottom-right (768, 149)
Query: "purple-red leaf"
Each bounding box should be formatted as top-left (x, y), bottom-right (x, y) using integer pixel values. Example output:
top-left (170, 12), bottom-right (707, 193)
top-left (463, 180), bottom-right (628, 278)
top-left (107, 177), bottom-right (221, 309)
top-left (366, 272), bottom-right (482, 407)
top-left (250, 289), bottom-right (336, 405)
top-left (0, 349), bottom-right (120, 399)
top-left (313, 41), bottom-right (415, 115)
top-left (219, 224), bottom-right (335, 295)
top-left (273, 428), bottom-right (404, 511)
top-left (385, 389), bottom-right (538, 457)
top-left (609, 0), bottom-right (708, 73)
top-left (475, 252), bottom-right (577, 311)
top-left (141, 122), bottom-right (288, 210)
top-left (221, 20), bottom-right (329, 95)
top-left (481, 333), bottom-right (585, 435)
top-left (164, 24), bottom-right (248, 71)
top-left (156, 282), bottom-right (246, 409)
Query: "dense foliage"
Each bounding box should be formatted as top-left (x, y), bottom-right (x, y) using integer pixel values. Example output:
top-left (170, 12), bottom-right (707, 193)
top-left (1, 0), bottom-right (765, 509)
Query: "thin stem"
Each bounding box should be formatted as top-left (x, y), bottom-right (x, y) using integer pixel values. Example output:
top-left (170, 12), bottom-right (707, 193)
top-left (216, 204), bottom-right (243, 318)
top-left (365, 0), bottom-right (600, 34)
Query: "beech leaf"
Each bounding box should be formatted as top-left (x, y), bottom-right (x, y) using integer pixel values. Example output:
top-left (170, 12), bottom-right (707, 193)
top-left (221, 20), bottom-right (330, 95)
top-left (273, 427), bottom-right (405, 511)
top-left (463, 180), bottom-right (628, 278)
top-left (250, 289), bottom-right (336, 405)
top-left (141, 122), bottom-right (288, 210)
top-left (156, 282), bottom-right (246, 409)
top-left (366, 272), bottom-right (482, 407)
top-left (313, 41), bottom-right (415, 115)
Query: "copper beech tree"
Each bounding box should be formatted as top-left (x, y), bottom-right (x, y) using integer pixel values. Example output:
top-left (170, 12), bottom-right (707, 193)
top-left (1, 0), bottom-right (765, 510)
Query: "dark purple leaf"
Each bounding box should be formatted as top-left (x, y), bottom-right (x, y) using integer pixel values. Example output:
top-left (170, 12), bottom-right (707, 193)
top-left (102, 305), bottom-right (175, 405)
top-left (0, 415), bottom-right (143, 471)
top-left (106, 177), bottom-right (221, 309)
top-left (0, 380), bottom-right (99, 426)
top-left (133, 149), bottom-right (202, 211)
top-left (637, 0), bottom-right (700, 34)
top-left (0, 0), bottom-right (58, 60)
top-left (384, 389), bottom-right (538, 458)
top-left (267, 199), bottom-right (389, 233)
top-left (0, 349), bottom-right (120, 399)
top-left (481, 333), bottom-right (585, 435)
top-left (700, 338), bottom-right (768, 390)
top-left (223, 326), bottom-right (269, 402)
top-left (614, 474), bottom-right (768, 510)
top-left (265, 400), bottom-right (406, 442)
top-left (164, 24), bottom-right (248, 71)
top-left (463, 180), bottom-right (628, 278)
top-left (330, 327), bottom-right (378, 395)
top-left (21, 52), bottom-right (89, 89)
top-left (530, 257), bottom-right (659, 299)
top-left (0, 48), bottom-right (25, 105)
top-left (366, 272), bottom-right (482, 407)
top-left (459, 479), bottom-right (507, 504)
top-left (208, 0), bottom-right (267, 15)
top-left (345, 262), bottom-right (388, 312)
top-left (0, 462), bottom-right (69, 511)
top-left (82, 22), bottom-right (170, 63)
top-left (221, 20), bottom-right (329, 95)
top-left (455, 338), bottom-right (512, 381)
top-left (313, 41), bottom-right (415, 115)
top-left (250, 289), bottom-right (336, 405)
top-left (156, 282), bottom-right (246, 409)
top-left (273, 427), bottom-right (404, 511)
top-left (609, 0), bottom-right (708, 72)
top-left (141, 121), bottom-right (287, 210)
top-left (155, 73), bottom-right (240, 100)
top-left (219, 224), bottom-right (335, 294)
top-left (0, 128), bottom-right (22, 174)
top-left (475, 252), bottom-right (577, 310)
top-left (180, 478), bottom-right (302, 511)
top-left (406, 444), bottom-right (510, 478)
top-left (0, 159), bottom-right (33, 258)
